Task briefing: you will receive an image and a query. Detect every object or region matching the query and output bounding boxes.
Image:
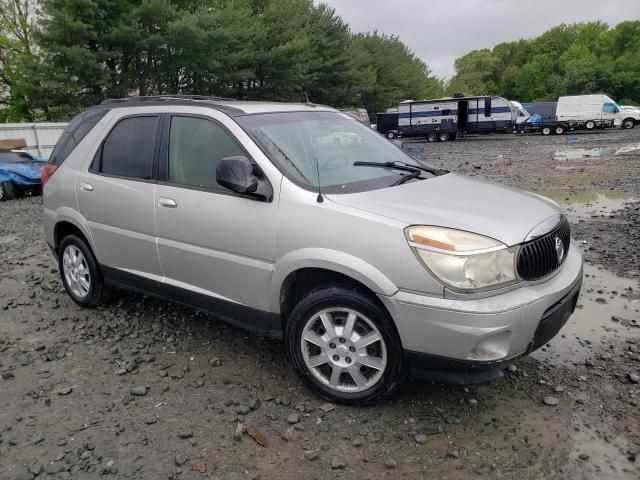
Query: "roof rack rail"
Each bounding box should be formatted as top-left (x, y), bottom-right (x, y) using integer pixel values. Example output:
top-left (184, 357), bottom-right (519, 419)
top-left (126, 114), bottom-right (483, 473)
top-left (100, 95), bottom-right (235, 105)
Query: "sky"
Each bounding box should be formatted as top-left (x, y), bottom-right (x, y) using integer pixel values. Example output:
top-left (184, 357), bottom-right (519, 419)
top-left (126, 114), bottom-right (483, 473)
top-left (318, 0), bottom-right (640, 79)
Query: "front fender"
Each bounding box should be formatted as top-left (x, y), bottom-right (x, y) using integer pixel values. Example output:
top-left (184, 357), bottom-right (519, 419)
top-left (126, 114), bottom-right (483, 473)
top-left (270, 247), bottom-right (398, 312)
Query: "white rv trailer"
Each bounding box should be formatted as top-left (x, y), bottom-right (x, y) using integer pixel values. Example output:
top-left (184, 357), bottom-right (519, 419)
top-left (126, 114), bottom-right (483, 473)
top-left (397, 96), bottom-right (517, 141)
top-left (556, 94), bottom-right (621, 129)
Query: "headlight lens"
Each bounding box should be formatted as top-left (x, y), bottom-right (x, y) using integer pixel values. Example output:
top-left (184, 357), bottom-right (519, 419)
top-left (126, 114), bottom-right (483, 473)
top-left (406, 226), bottom-right (518, 292)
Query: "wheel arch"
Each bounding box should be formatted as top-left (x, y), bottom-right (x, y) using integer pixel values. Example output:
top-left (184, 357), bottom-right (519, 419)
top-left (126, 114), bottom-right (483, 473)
top-left (273, 249), bottom-right (398, 318)
top-left (52, 212), bottom-right (95, 257)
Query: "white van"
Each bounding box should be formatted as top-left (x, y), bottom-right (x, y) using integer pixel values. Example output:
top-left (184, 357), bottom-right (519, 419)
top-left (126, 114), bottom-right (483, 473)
top-left (509, 100), bottom-right (531, 125)
top-left (556, 95), bottom-right (621, 129)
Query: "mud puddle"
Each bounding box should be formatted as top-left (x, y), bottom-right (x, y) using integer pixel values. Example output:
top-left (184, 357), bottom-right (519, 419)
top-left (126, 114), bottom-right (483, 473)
top-left (553, 143), bottom-right (640, 161)
top-left (563, 192), bottom-right (637, 215)
top-left (532, 265), bottom-right (639, 366)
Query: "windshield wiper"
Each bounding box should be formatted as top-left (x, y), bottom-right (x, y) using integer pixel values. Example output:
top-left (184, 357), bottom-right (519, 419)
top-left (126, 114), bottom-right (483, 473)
top-left (390, 170), bottom-right (422, 186)
top-left (353, 160), bottom-right (445, 175)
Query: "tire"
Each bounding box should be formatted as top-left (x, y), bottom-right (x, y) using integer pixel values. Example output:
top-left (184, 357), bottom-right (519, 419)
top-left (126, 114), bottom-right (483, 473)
top-left (554, 126), bottom-right (565, 135)
top-left (285, 285), bottom-right (407, 405)
top-left (438, 132), bottom-right (449, 142)
top-left (58, 234), bottom-right (111, 307)
top-left (426, 132), bottom-right (438, 142)
top-left (542, 127), bottom-right (551, 136)
top-left (386, 131), bottom-right (396, 139)
top-left (0, 181), bottom-right (15, 201)
top-left (585, 120), bottom-right (595, 130)
top-left (622, 118), bottom-right (635, 129)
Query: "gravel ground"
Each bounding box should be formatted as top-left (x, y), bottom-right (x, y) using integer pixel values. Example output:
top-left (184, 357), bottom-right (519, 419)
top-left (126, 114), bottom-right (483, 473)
top-left (1, 129), bottom-right (639, 479)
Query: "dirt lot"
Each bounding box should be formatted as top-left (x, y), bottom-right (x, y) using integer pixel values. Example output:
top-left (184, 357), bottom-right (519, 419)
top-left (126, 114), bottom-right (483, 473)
top-left (1, 129), bottom-right (639, 480)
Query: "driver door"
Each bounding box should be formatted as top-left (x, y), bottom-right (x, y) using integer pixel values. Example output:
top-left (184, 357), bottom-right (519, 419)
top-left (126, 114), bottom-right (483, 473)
top-left (154, 113), bottom-right (278, 314)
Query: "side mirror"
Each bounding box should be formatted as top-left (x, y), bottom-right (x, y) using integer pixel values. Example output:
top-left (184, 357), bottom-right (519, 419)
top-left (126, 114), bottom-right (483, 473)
top-left (216, 155), bottom-right (272, 201)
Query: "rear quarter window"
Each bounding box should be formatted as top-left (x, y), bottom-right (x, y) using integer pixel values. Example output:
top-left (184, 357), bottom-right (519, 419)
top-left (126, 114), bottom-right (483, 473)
top-left (49, 109), bottom-right (108, 165)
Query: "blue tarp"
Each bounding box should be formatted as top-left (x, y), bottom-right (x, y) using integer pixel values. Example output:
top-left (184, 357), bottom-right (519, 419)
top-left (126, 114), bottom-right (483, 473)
top-left (528, 113), bottom-right (542, 124)
top-left (0, 153), bottom-right (47, 186)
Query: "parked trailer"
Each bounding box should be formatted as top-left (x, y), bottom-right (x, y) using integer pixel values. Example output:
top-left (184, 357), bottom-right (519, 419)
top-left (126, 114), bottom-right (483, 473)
top-left (397, 96), bottom-right (517, 141)
top-left (519, 96), bottom-right (621, 135)
top-left (0, 122), bottom-right (67, 157)
top-left (375, 112), bottom-right (399, 138)
top-left (556, 94), bottom-right (621, 130)
top-left (521, 102), bottom-right (557, 121)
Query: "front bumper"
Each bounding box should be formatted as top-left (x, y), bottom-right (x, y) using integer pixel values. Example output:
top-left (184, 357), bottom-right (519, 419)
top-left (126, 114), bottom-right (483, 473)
top-left (379, 243), bottom-right (583, 383)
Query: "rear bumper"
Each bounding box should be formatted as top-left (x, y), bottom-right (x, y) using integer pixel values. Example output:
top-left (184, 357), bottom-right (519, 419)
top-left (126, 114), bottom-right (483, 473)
top-left (379, 243), bottom-right (583, 383)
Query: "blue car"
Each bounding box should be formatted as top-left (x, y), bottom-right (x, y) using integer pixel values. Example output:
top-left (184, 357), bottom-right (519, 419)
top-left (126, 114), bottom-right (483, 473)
top-left (0, 151), bottom-right (47, 201)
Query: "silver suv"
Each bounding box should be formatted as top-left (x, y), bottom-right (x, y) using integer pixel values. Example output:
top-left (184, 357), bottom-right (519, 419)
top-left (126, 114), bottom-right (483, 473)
top-left (43, 96), bottom-right (583, 404)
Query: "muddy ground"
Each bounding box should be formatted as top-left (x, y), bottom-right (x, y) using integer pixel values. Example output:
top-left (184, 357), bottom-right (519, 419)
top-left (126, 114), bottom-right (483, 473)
top-left (1, 129), bottom-right (639, 480)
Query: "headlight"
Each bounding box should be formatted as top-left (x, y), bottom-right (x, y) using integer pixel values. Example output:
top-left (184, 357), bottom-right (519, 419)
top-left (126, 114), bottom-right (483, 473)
top-left (405, 226), bottom-right (518, 292)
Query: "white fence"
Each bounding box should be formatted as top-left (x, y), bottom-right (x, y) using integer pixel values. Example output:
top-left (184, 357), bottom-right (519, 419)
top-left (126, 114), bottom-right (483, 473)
top-left (0, 122), bottom-right (67, 158)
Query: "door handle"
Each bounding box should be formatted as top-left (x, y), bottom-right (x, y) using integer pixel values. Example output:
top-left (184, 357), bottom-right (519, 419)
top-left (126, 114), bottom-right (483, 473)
top-left (79, 183), bottom-right (93, 192)
top-left (157, 197), bottom-right (177, 208)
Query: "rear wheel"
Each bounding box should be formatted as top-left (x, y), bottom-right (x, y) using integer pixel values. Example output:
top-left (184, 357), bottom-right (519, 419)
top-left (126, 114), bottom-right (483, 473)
top-left (554, 126), bottom-right (565, 135)
top-left (386, 131), bottom-right (396, 139)
top-left (622, 118), bottom-right (635, 129)
top-left (285, 286), bottom-right (406, 405)
top-left (438, 132), bottom-right (449, 142)
top-left (541, 127), bottom-right (552, 136)
top-left (0, 181), bottom-right (15, 201)
top-left (426, 132), bottom-right (438, 142)
top-left (59, 235), bottom-right (111, 307)
top-left (585, 120), bottom-right (596, 130)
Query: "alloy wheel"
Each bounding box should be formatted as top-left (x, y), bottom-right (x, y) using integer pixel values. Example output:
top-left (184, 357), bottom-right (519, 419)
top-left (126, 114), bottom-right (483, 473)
top-left (62, 245), bottom-right (91, 299)
top-left (300, 308), bottom-right (387, 393)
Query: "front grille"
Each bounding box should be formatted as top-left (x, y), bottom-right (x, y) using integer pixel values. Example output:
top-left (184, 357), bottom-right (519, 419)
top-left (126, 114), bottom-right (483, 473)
top-left (517, 218), bottom-right (570, 281)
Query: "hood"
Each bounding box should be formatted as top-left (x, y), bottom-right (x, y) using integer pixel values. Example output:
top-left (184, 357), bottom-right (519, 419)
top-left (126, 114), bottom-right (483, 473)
top-left (325, 173), bottom-right (562, 247)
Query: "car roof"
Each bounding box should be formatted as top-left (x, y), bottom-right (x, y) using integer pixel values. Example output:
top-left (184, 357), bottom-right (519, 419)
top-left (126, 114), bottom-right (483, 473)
top-left (92, 96), bottom-right (337, 116)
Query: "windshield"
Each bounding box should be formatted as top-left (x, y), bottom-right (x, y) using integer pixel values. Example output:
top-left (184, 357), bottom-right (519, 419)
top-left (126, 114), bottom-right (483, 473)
top-left (237, 111), bottom-right (436, 193)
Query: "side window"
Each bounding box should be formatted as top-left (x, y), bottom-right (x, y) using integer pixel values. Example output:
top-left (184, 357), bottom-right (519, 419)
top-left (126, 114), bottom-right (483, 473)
top-left (168, 116), bottom-right (245, 190)
top-left (484, 98), bottom-right (492, 117)
top-left (100, 116), bottom-right (158, 179)
top-left (48, 133), bottom-right (77, 165)
top-left (49, 109), bottom-right (108, 165)
top-left (603, 103), bottom-right (618, 114)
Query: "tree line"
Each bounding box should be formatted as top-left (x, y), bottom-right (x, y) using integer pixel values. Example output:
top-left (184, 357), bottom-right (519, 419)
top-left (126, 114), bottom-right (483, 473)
top-left (0, 0), bottom-right (443, 121)
top-left (447, 21), bottom-right (640, 105)
top-left (1, 1), bottom-right (639, 123)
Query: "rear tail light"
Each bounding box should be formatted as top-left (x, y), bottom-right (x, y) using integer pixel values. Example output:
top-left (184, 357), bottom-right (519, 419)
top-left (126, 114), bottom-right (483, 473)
top-left (42, 164), bottom-right (59, 187)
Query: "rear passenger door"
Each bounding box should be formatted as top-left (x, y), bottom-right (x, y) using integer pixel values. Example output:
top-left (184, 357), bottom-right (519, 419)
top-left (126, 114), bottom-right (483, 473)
top-left (76, 113), bottom-right (163, 278)
top-left (154, 113), bottom-right (278, 313)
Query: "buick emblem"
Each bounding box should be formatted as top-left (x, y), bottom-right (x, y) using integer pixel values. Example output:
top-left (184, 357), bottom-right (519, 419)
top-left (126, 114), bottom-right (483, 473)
top-left (554, 236), bottom-right (565, 263)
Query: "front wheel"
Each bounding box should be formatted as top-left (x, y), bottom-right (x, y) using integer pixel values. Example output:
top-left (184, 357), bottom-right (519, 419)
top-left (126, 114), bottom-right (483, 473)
top-left (622, 118), bottom-right (635, 129)
top-left (285, 286), bottom-right (406, 405)
top-left (386, 131), bottom-right (396, 139)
